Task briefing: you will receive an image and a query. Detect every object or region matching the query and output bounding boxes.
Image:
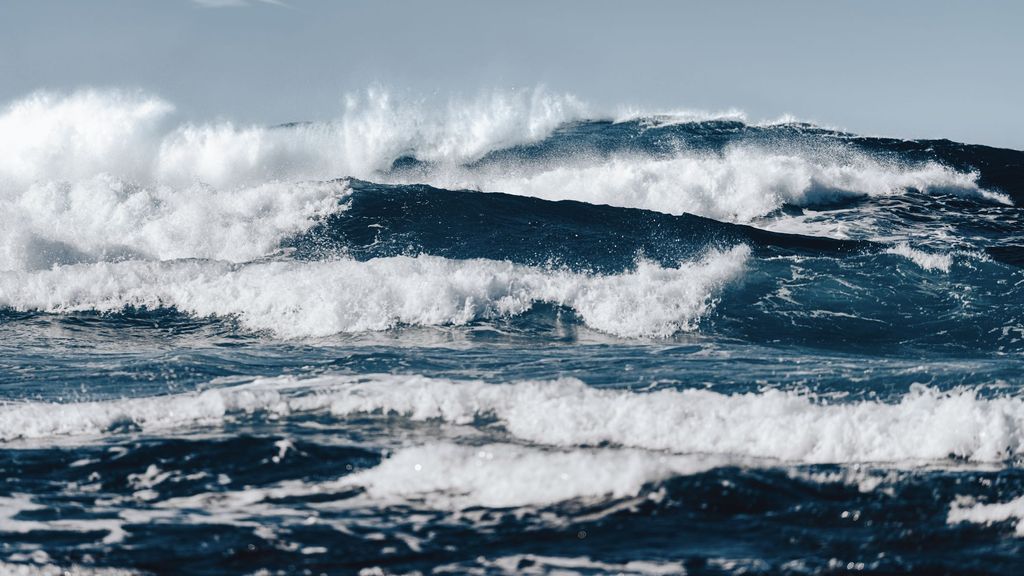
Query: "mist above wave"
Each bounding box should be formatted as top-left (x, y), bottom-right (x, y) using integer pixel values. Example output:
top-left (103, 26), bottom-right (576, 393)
top-left (0, 87), bottom-right (586, 189)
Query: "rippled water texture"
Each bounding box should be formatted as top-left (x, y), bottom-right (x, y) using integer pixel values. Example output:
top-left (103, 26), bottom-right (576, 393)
top-left (1, 89), bottom-right (1023, 575)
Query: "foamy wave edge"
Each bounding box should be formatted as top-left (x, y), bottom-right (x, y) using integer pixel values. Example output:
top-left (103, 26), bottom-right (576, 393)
top-left (3, 374), bottom-right (1022, 465)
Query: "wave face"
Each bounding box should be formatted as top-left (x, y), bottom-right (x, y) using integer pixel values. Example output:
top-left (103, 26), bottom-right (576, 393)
top-left (2, 88), bottom-right (1024, 574)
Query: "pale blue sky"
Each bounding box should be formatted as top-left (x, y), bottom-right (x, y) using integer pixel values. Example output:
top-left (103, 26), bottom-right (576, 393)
top-left (1, 0), bottom-right (1021, 148)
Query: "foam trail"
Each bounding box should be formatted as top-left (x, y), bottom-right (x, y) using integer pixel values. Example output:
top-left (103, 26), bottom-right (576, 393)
top-left (3, 374), bottom-right (1024, 465)
top-left (612, 105), bottom-right (747, 126)
top-left (948, 495), bottom-right (1024, 536)
top-left (0, 248), bottom-right (748, 338)
top-left (133, 443), bottom-right (716, 535)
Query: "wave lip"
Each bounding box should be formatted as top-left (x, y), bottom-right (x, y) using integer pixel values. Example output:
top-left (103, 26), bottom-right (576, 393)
top-left (0, 247), bottom-right (747, 338)
top-left (885, 243), bottom-right (954, 272)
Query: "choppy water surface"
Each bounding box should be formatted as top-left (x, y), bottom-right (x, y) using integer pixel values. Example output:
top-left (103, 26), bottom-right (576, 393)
top-left (1, 89), bottom-right (1023, 575)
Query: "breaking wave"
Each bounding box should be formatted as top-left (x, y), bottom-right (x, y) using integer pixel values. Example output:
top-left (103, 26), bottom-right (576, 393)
top-left (0, 88), bottom-right (1010, 275)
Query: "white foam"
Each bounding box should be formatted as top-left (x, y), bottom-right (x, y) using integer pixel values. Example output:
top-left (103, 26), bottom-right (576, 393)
top-left (0, 385), bottom-right (287, 442)
top-left (947, 494), bottom-right (1024, 536)
top-left (885, 243), bottom-right (954, 273)
top-left (4, 375), bottom-right (1024, 466)
top-left (0, 90), bottom-right (172, 188)
top-left (0, 495), bottom-right (127, 545)
top-left (427, 148), bottom-right (995, 224)
top-left (340, 442), bottom-right (719, 509)
top-left (0, 247), bottom-right (747, 339)
top-left (129, 442), bottom-right (715, 520)
top-left (155, 87), bottom-right (587, 189)
top-left (0, 87), bottom-right (586, 191)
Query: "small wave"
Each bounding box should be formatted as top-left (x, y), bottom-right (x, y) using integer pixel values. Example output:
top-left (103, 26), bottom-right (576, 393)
top-left (885, 243), bottom-right (954, 272)
top-left (4, 374), bottom-right (1024, 465)
top-left (0, 247), bottom-right (747, 338)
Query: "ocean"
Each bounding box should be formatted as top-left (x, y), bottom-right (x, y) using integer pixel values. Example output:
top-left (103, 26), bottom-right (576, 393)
top-left (1, 88), bottom-right (1023, 574)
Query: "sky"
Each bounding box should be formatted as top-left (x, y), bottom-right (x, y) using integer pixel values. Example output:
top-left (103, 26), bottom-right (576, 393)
top-left (1, 0), bottom-right (1022, 149)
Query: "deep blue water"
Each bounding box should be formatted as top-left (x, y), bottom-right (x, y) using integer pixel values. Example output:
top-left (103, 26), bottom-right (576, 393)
top-left (1, 96), bottom-right (1024, 575)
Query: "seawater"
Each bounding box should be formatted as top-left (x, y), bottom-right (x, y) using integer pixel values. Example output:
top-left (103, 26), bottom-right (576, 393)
top-left (1, 88), bottom-right (1023, 575)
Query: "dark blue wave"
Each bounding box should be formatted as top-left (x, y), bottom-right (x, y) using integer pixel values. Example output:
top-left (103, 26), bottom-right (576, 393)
top-left (287, 180), bottom-right (872, 273)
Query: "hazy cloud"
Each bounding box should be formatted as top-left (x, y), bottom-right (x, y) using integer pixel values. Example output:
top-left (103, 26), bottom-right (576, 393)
top-left (192, 0), bottom-right (287, 8)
